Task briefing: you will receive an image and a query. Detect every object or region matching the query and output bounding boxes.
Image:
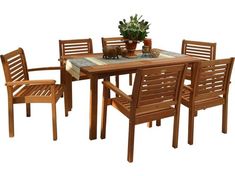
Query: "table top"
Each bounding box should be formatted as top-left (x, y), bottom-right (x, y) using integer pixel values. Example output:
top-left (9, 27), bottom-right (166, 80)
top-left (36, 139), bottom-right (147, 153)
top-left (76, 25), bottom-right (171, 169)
top-left (65, 50), bottom-right (200, 77)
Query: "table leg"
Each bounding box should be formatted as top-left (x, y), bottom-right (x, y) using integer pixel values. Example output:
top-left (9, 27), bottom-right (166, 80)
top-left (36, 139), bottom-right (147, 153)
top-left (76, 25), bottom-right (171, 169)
top-left (89, 75), bottom-right (98, 140)
top-left (65, 71), bottom-right (72, 112)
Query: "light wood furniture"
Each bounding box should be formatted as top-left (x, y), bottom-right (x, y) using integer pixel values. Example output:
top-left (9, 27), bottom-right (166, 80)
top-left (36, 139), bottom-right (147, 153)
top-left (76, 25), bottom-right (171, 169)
top-left (181, 40), bottom-right (216, 79)
top-left (59, 38), bottom-right (93, 114)
top-left (182, 58), bottom-right (234, 145)
top-left (73, 53), bottom-right (199, 140)
top-left (1, 48), bottom-right (66, 140)
top-left (101, 37), bottom-right (133, 86)
top-left (101, 64), bottom-right (187, 162)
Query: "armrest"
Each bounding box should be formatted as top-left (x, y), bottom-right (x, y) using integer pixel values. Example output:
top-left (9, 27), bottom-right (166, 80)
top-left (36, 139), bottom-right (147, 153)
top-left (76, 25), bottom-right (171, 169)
top-left (184, 85), bottom-right (193, 92)
top-left (28, 66), bottom-right (62, 72)
top-left (103, 81), bottom-right (132, 102)
top-left (6, 80), bottom-right (56, 86)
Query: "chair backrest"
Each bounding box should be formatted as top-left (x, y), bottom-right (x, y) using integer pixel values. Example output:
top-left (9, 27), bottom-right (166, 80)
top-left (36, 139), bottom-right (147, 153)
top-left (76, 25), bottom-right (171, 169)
top-left (181, 40), bottom-right (216, 61)
top-left (59, 38), bottom-right (93, 57)
top-left (101, 37), bottom-right (126, 49)
top-left (1, 48), bottom-right (29, 93)
top-left (193, 58), bottom-right (234, 100)
top-left (132, 64), bottom-right (187, 113)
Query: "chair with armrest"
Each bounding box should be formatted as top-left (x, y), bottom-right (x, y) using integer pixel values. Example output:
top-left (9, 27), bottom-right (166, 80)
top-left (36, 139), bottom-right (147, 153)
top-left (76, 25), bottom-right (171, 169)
top-left (1, 48), bottom-right (67, 140)
top-left (100, 63), bottom-right (187, 162)
top-left (59, 38), bottom-right (93, 112)
top-left (101, 37), bottom-right (133, 86)
top-left (181, 58), bottom-right (234, 145)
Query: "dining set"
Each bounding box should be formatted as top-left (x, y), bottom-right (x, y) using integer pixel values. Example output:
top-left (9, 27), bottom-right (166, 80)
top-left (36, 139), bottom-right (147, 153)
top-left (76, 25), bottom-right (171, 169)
top-left (0, 37), bottom-right (234, 162)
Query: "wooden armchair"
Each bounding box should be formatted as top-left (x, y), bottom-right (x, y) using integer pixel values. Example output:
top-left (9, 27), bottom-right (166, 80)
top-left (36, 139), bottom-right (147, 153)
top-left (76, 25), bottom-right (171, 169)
top-left (181, 40), bottom-right (216, 79)
top-left (1, 48), bottom-right (67, 140)
top-left (59, 38), bottom-right (93, 112)
top-left (101, 37), bottom-right (133, 86)
top-left (181, 58), bottom-right (234, 145)
top-left (100, 64), bottom-right (187, 162)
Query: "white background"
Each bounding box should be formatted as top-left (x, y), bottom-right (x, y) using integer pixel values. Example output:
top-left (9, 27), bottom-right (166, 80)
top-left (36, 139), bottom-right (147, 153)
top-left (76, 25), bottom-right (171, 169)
top-left (0, 0), bottom-right (235, 175)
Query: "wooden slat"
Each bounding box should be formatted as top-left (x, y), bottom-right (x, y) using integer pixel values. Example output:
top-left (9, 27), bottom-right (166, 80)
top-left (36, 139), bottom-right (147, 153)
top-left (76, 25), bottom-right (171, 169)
top-left (11, 71), bottom-right (24, 81)
top-left (142, 76), bottom-right (177, 85)
top-left (199, 72), bottom-right (225, 80)
top-left (10, 64), bottom-right (23, 73)
top-left (185, 48), bottom-right (211, 53)
top-left (186, 53), bottom-right (211, 59)
top-left (199, 77), bottom-right (224, 85)
top-left (143, 73), bottom-right (177, 81)
top-left (198, 82), bottom-right (224, 91)
top-left (64, 43), bottom-right (88, 47)
top-left (198, 85), bottom-right (223, 94)
top-left (140, 86), bottom-right (176, 96)
top-left (186, 50), bottom-right (211, 56)
top-left (65, 49), bottom-right (89, 54)
top-left (64, 46), bottom-right (89, 50)
top-left (42, 86), bottom-right (51, 96)
top-left (8, 55), bottom-right (21, 64)
top-left (9, 59), bottom-right (22, 69)
top-left (139, 95), bottom-right (174, 106)
top-left (201, 65), bottom-right (227, 71)
top-left (139, 91), bottom-right (175, 102)
top-left (201, 69), bottom-right (227, 76)
top-left (141, 81), bottom-right (177, 91)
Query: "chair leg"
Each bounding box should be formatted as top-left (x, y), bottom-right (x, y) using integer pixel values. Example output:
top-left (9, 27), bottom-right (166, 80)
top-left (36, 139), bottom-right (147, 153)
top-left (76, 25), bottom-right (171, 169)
top-left (188, 108), bottom-right (195, 145)
top-left (68, 79), bottom-right (73, 111)
top-left (63, 85), bottom-right (69, 117)
top-left (8, 102), bottom-right (14, 137)
top-left (26, 103), bottom-right (31, 117)
top-left (64, 92), bottom-right (69, 117)
top-left (172, 110), bottom-right (180, 148)
top-left (129, 73), bottom-right (132, 86)
top-left (127, 121), bottom-right (135, 162)
top-left (147, 121), bottom-right (152, 128)
top-left (60, 69), bottom-right (64, 98)
top-left (115, 75), bottom-right (119, 97)
top-left (100, 97), bottom-right (108, 139)
top-left (156, 120), bottom-right (161, 126)
top-left (52, 102), bottom-right (57, 141)
top-left (222, 102), bottom-right (228, 134)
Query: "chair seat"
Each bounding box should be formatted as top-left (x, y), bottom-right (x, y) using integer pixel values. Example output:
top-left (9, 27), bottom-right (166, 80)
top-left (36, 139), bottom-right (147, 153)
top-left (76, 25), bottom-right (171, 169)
top-left (182, 87), bottom-right (224, 110)
top-left (14, 84), bottom-right (63, 103)
top-left (112, 96), bottom-right (175, 123)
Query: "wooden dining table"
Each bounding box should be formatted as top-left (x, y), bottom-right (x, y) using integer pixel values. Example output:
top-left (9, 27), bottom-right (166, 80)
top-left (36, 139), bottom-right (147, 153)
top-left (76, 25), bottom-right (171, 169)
top-left (64, 50), bottom-right (200, 140)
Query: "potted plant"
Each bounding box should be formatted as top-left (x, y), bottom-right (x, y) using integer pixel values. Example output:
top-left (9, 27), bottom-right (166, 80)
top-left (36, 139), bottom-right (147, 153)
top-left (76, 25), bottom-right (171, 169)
top-left (118, 14), bottom-right (150, 56)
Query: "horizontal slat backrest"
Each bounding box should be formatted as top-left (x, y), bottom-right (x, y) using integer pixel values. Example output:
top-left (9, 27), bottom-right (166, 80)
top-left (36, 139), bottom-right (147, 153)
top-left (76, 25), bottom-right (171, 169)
top-left (182, 40), bottom-right (216, 61)
top-left (194, 58), bottom-right (234, 100)
top-left (59, 38), bottom-right (93, 57)
top-left (1, 48), bottom-right (29, 92)
top-left (102, 37), bottom-right (126, 49)
top-left (132, 64), bottom-right (187, 112)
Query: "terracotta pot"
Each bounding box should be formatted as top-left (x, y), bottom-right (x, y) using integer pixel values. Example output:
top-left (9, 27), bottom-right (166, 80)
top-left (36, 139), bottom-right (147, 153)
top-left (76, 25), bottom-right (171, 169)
top-left (125, 40), bottom-right (137, 57)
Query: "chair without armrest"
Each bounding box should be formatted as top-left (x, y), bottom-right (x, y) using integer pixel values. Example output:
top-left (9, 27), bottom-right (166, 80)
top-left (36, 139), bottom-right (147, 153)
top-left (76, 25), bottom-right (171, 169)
top-left (101, 37), bottom-right (133, 86)
top-left (1, 48), bottom-right (66, 140)
top-left (101, 63), bottom-right (187, 162)
top-left (182, 58), bottom-right (234, 145)
top-left (59, 38), bottom-right (93, 112)
top-left (181, 40), bottom-right (216, 80)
